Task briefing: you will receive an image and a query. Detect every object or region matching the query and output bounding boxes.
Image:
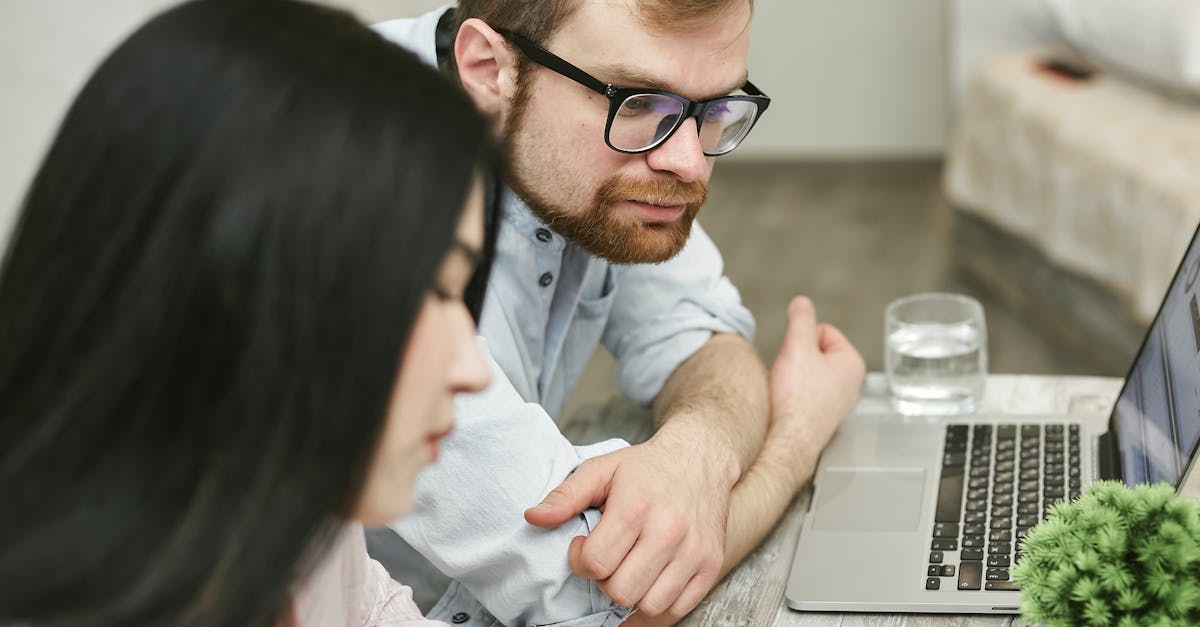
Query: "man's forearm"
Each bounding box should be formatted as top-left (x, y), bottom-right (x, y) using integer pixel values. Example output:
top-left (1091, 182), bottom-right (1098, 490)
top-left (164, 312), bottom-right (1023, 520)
top-left (652, 332), bottom-right (769, 476)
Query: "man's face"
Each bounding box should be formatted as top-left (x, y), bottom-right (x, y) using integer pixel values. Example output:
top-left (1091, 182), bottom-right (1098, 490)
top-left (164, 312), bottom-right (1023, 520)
top-left (501, 0), bottom-right (753, 264)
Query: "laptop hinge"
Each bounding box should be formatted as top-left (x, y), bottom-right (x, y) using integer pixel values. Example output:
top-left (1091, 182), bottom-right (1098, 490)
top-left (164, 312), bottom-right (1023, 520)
top-left (1097, 430), bottom-right (1121, 482)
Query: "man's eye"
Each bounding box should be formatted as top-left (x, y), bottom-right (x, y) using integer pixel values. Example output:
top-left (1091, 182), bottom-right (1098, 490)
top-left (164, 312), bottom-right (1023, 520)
top-left (619, 96), bottom-right (653, 116)
top-left (705, 102), bottom-right (732, 121)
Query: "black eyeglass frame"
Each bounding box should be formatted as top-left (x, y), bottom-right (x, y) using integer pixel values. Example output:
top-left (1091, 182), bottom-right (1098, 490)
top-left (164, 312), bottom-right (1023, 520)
top-left (496, 29), bottom-right (771, 157)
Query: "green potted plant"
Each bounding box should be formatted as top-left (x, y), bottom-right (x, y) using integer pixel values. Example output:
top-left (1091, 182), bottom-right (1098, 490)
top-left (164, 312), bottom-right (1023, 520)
top-left (1012, 480), bottom-right (1200, 626)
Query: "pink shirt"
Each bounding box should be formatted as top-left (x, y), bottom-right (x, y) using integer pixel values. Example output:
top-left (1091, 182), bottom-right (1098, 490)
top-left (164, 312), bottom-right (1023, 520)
top-left (291, 524), bottom-right (447, 627)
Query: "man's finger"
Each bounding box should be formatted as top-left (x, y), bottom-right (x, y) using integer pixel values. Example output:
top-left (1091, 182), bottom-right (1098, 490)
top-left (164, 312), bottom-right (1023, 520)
top-left (524, 460), bottom-right (615, 528)
top-left (567, 491), bottom-right (646, 580)
top-left (596, 528), bottom-right (683, 608)
top-left (817, 323), bottom-right (866, 374)
top-left (667, 566), bottom-right (719, 618)
top-left (779, 296), bottom-right (818, 352)
top-left (629, 556), bottom-right (694, 616)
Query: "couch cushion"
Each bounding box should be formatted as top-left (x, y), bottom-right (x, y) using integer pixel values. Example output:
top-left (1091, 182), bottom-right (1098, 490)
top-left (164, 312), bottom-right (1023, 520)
top-left (1037, 0), bottom-right (1200, 96)
top-left (945, 48), bottom-right (1200, 323)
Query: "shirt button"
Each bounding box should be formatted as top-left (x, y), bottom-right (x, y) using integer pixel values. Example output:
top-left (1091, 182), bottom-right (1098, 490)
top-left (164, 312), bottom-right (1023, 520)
top-left (538, 272), bottom-right (554, 287)
top-left (535, 228), bottom-right (553, 243)
top-left (451, 612), bottom-right (470, 624)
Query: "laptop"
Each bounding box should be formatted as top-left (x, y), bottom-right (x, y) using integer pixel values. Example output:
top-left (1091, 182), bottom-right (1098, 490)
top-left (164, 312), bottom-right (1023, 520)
top-left (785, 221), bottom-right (1200, 614)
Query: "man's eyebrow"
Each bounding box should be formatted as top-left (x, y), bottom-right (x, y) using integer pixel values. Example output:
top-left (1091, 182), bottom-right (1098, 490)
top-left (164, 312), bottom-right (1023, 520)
top-left (592, 64), bottom-right (750, 100)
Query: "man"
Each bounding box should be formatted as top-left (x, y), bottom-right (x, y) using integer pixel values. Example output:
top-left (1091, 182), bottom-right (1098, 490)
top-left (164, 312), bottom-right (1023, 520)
top-left (368, 2), bottom-right (865, 625)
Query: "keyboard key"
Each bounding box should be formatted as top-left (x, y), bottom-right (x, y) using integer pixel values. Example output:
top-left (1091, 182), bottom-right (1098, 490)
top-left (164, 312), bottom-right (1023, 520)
top-left (987, 555), bottom-right (1011, 568)
top-left (989, 542), bottom-right (1012, 554)
top-left (994, 471), bottom-right (1015, 483)
top-left (958, 561), bottom-right (982, 590)
top-left (944, 452), bottom-right (967, 467)
top-left (930, 551), bottom-right (943, 564)
top-left (932, 539), bottom-right (958, 551)
top-left (968, 478), bottom-right (988, 490)
top-left (991, 517), bottom-right (1012, 530)
top-left (993, 494), bottom-right (1013, 506)
top-left (935, 469), bottom-right (965, 523)
top-left (1044, 486), bottom-right (1065, 499)
top-left (989, 530), bottom-right (1012, 543)
top-left (960, 548), bottom-right (985, 560)
top-left (933, 523), bottom-right (959, 538)
top-left (966, 499), bottom-right (987, 512)
top-left (964, 524), bottom-right (986, 536)
top-left (990, 506), bottom-right (1012, 518)
top-left (1018, 491), bottom-right (1039, 504)
top-left (962, 535), bottom-right (985, 549)
top-left (941, 565), bottom-right (957, 578)
top-left (986, 568), bottom-right (1011, 581)
top-left (986, 581), bottom-right (1020, 591)
top-left (965, 511), bottom-right (986, 524)
top-left (1017, 503), bottom-right (1038, 516)
top-left (928, 565), bottom-right (941, 577)
top-left (1016, 516), bottom-right (1039, 528)
top-left (927, 577), bottom-right (941, 590)
top-left (1019, 468), bottom-right (1039, 480)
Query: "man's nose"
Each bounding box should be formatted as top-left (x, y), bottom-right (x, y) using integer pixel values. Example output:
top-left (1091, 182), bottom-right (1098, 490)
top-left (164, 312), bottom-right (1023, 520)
top-left (644, 117), bottom-right (708, 183)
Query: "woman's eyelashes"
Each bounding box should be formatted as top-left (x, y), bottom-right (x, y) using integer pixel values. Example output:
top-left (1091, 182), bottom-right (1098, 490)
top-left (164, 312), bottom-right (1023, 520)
top-left (429, 284), bottom-right (461, 302)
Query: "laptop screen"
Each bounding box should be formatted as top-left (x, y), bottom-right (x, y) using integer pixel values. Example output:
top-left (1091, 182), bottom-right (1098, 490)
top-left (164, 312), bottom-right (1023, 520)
top-left (1110, 224), bottom-right (1200, 488)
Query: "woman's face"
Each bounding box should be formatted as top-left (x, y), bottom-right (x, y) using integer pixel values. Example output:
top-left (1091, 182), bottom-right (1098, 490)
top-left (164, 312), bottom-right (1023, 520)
top-left (354, 179), bottom-right (491, 525)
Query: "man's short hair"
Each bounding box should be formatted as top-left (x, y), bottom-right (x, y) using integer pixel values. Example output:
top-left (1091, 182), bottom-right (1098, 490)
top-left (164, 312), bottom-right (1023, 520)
top-left (455, 0), bottom-right (751, 46)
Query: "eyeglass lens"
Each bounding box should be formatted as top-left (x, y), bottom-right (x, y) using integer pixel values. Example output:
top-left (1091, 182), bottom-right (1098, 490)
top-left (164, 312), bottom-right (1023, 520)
top-left (610, 93), bottom-right (759, 155)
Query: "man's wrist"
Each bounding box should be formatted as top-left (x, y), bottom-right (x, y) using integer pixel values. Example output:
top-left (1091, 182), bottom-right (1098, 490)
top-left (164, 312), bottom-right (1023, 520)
top-left (651, 418), bottom-right (742, 489)
top-left (756, 422), bottom-right (823, 493)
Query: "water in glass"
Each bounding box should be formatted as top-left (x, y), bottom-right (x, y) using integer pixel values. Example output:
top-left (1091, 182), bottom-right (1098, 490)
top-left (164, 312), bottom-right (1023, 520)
top-left (884, 293), bottom-right (987, 415)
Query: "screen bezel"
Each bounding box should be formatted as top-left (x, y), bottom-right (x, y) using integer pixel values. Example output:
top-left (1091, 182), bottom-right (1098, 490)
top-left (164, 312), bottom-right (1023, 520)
top-left (1105, 221), bottom-right (1200, 491)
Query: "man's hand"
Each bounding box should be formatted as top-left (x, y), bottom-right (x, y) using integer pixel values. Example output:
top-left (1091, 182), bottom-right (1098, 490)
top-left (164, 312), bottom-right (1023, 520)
top-left (523, 427), bottom-right (738, 617)
top-left (762, 296), bottom-right (865, 488)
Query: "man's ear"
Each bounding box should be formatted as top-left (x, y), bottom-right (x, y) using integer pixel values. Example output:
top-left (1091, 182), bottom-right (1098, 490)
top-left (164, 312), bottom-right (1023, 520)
top-left (454, 18), bottom-right (520, 119)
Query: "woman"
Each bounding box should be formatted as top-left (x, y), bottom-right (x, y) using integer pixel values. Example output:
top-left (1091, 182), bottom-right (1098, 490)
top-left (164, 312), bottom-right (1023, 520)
top-left (0, 1), bottom-right (493, 625)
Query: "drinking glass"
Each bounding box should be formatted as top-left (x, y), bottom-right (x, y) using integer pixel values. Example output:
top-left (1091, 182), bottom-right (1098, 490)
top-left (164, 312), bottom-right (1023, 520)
top-left (884, 292), bottom-right (988, 415)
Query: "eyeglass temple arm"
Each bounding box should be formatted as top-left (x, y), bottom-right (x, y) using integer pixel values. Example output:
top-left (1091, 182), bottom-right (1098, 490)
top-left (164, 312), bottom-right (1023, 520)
top-left (494, 29), bottom-right (610, 97)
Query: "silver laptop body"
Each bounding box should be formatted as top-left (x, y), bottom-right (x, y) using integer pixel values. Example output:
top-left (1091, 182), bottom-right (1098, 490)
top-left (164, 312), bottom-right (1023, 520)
top-left (786, 223), bottom-right (1200, 614)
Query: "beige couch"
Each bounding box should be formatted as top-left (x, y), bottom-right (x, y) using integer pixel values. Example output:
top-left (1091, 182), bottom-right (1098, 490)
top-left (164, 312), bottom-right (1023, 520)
top-left (944, 1), bottom-right (1200, 372)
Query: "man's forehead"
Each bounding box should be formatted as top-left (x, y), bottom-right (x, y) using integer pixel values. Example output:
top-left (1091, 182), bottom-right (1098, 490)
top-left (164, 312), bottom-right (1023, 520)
top-left (550, 0), bottom-right (753, 99)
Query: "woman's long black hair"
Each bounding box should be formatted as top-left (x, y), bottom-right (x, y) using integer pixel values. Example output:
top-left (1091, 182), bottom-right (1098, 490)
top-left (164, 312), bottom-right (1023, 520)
top-left (0, 1), bottom-right (493, 625)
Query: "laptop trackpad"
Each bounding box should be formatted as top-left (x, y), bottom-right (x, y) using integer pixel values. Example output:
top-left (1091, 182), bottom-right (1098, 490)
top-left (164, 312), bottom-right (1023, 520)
top-left (811, 468), bottom-right (926, 532)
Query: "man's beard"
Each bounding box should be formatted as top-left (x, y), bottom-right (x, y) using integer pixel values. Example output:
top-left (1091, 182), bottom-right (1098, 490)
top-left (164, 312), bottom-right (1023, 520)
top-left (502, 81), bottom-right (707, 265)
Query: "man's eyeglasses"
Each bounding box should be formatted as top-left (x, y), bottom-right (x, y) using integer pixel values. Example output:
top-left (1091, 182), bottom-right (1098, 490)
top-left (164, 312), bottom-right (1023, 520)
top-left (496, 29), bottom-right (770, 157)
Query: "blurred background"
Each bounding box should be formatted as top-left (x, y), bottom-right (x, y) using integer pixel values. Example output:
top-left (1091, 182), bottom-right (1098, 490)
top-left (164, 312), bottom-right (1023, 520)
top-left (3, 0), bottom-right (1198, 415)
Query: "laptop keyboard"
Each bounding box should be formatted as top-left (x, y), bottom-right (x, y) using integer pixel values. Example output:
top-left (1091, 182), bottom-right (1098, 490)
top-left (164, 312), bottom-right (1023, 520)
top-left (924, 423), bottom-right (1083, 592)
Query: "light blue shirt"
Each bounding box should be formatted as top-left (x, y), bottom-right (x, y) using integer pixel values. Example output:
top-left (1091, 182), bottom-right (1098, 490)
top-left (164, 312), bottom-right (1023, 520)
top-left (369, 7), bottom-right (755, 626)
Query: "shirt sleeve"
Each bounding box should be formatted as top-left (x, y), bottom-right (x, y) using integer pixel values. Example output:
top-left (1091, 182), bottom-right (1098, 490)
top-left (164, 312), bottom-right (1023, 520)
top-left (389, 338), bottom-right (633, 627)
top-left (602, 220), bottom-right (755, 405)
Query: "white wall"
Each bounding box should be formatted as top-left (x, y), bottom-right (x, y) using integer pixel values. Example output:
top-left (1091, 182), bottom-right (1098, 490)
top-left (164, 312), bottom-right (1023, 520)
top-left (739, 0), bottom-right (948, 160)
top-left (0, 0), bottom-right (445, 252)
top-left (947, 0), bottom-right (1058, 114)
top-left (0, 0), bottom-right (949, 249)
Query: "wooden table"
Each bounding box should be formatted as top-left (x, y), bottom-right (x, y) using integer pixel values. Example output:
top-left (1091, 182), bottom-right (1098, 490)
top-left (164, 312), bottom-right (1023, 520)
top-left (677, 373), bottom-right (1125, 627)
